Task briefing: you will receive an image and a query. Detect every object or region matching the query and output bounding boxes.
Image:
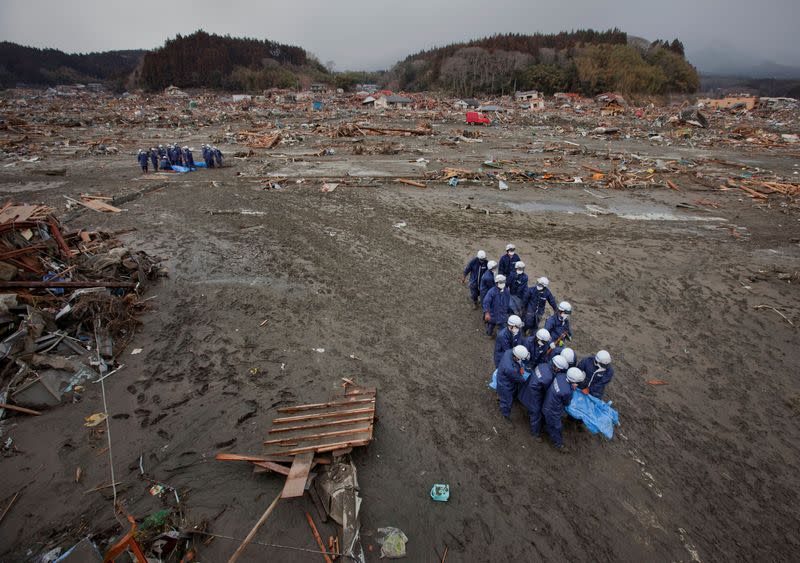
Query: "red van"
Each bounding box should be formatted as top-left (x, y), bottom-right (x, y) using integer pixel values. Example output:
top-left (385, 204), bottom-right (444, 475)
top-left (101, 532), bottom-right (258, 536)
top-left (466, 111), bottom-right (491, 126)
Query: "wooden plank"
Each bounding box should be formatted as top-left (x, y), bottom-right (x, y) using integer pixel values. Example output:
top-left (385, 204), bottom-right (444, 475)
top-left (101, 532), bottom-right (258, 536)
top-left (0, 403), bottom-right (42, 416)
top-left (79, 197), bottom-right (123, 212)
top-left (273, 439), bottom-right (370, 457)
top-left (215, 453), bottom-right (295, 463)
top-left (264, 426), bottom-right (372, 445)
top-left (306, 512), bottom-right (334, 563)
top-left (281, 452), bottom-right (314, 499)
top-left (252, 461), bottom-right (292, 476)
top-left (268, 416), bottom-right (374, 434)
top-left (48, 217), bottom-right (74, 258)
top-left (227, 491), bottom-right (282, 563)
top-left (0, 205), bottom-right (39, 224)
top-left (395, 178), bottom-right (426, 188)
top-left (276, 397), bottom-right (375, 413)
top-left (272, 406), bottom-right (374, 425)
top-left (344, 388), bottom-right (376, 396)
top-left (0, 280), bottom-right (136, 289)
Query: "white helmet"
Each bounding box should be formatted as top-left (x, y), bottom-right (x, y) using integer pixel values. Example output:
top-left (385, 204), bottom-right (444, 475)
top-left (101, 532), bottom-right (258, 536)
top-left (505, 243), bottom-right (516, 251)
top-left (477, 250), bottom-right (486, 260)
top-left (537, 276), bottom-right (549, 287)
top-left (512, 345), bottom-right (530, 360)
top-left (487, 260), bottom-right (498, 270)
top-left (560, 348), bottom-right (575, 365)
top-left (507, 315), bottom-right (523, 328)
top-left (552, 355), bottom-right (569, 371)
top-left (558, 301), bottom-right (572, 313)
top-left (535, 328), bottom-right (551, 342)
top-left (596, 350), bottom-right (612, 365)
top-left (515, 261), bottom-right (525, 270)
top-left (566, 367), bottom-right (586, 383)
top-left (495, 274), bottom-right (507, 284)
top-left (183, 145), bottom-right (189, 149)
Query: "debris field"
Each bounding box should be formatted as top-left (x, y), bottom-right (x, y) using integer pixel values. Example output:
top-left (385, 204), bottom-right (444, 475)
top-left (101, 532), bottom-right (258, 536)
top-left (0, 88), bottom-right (799, 561)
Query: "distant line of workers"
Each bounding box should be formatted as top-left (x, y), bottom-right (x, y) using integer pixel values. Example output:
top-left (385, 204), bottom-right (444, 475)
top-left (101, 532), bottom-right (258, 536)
top-left (463, 243), bottom-right (615, 453)
top-left (137, 144), bottom-right (223, 173)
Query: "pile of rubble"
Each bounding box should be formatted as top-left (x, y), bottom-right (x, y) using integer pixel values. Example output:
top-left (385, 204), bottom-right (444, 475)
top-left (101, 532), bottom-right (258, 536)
top-left (0, 202), bottom-right (164, 418)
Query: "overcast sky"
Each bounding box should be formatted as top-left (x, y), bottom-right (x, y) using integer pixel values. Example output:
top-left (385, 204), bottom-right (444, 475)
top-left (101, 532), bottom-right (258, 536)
top-left (1, 0), bottom-right (798, 74)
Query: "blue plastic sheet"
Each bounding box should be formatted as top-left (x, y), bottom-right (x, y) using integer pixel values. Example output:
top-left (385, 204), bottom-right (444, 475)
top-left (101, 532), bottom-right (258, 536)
top-left (566, 392), bottom-right (620, 439)
top-left (488, 369), bottom-right (530, 391)
top-left (171, 165), bottom-right (193, 173)
top-left (194, 161), bottom-right (207, 168)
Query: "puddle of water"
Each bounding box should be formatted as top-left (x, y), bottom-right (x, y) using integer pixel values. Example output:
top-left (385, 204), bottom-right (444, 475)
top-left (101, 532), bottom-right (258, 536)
top-left (506, 201), bottom-right (726, 222)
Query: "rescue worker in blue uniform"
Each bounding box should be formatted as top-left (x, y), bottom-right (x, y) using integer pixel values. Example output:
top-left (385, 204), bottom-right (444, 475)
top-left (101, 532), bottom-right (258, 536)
top-left (577, 350), bottom-right (614, 399)
top-left (482, 274), bottom-right (510, 337)
top-left (183, 146), bottom-right (195, 167)
top-left (552, 347), bottom-right (576, 368)
top-left (159, 154), bottom-right (171, 170)
top-left (497, 243), bottom-right (520, 278)
top-left (542, 366), bottom-right (585, 452)
top-left (149, 147), bottom-right (159, 171)
top-left (518, 354), bottom-right (569, 437)
top-left (521, 328), bottom-right (551, 370)
top-left (493, 315), bottom-right (524, 367)
top-left (462, 250), bottom-right (488, 308)
top-left (137, 150), bottom-right (149, 173)
top-left (213, 146), bottom-right (223, 167)
top-left (479, 260), bottom-right (498, 304)
top-left (521, 276), bottom-right (557, 335)
top-left (496, 345), bottom-right (530, 421)
top-left (507, 261), bottom-right (528, 315)
top-left (544, 301), bottom-right (573, 345)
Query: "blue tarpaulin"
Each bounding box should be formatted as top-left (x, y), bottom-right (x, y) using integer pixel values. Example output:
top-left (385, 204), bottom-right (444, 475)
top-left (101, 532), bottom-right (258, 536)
top-left (171, 165), bottom-right (192, 173)
top-left (488, 369), bottom-right (530, 391)
top-left (194, 161), bottom-right (207, 168)
top-left (566, 392), bottom-right (620, 439)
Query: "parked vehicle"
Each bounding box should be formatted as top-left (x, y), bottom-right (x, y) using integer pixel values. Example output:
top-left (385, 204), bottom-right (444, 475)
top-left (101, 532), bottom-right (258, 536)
top-left (466, 111), bottom-right (491, 126)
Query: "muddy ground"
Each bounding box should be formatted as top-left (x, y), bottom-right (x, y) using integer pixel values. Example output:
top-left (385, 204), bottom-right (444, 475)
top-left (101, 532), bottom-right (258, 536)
top-left (1, 112), bottom-right (800, 562)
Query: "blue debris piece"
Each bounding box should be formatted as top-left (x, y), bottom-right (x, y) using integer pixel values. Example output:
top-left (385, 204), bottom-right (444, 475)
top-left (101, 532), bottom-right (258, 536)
top-left (566, 392), bottom-right (620, 439)
top-left (489, 368), bottom-right (529, 390)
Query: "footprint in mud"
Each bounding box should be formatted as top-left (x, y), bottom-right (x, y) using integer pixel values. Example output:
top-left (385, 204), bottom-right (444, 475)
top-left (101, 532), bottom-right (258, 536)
top-left (134, 408), bottom-right (151, 417)
top-left (479, 519), bottom-right (493, 544)
top-left (464, 459), bottom-right (479, 474)
top-left (157, 429), bottom-right (171, 440)
top-left (136, 393), bottom-right (147, 404)
top-left (480, 474), bottom-right (497, 494)
top-left (112, 413), bottom-right (130, 420)
top-left (126, 385), bottom-right (137, 395)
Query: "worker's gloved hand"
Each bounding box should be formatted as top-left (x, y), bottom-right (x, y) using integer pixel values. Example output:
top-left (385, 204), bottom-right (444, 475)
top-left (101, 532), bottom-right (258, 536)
top-left (484, 312), bottom-right (491, 322)
top-left (461, 277), bottom-right (466, 284)
top-left (581, 388), bottom-right (590, 395)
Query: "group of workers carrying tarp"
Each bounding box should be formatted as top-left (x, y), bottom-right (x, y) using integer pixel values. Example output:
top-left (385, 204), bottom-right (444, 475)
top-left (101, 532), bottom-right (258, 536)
top-left (136, 143), bottom-right (223, 173)
top-left (463, 243), bottom-right (616, 453)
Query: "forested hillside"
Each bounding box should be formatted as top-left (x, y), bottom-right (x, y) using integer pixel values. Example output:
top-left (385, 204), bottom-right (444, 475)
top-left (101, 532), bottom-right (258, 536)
top-left (138, 31), bottom-right (329, 91)
top-left (0, 42), bottom-right (143, 88)
top-left (391, 30), bottom-right (699, 96)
